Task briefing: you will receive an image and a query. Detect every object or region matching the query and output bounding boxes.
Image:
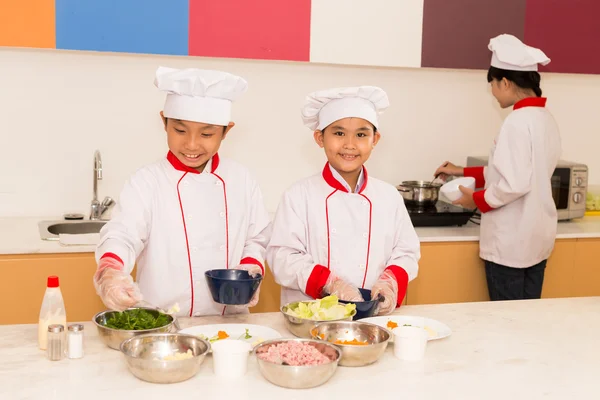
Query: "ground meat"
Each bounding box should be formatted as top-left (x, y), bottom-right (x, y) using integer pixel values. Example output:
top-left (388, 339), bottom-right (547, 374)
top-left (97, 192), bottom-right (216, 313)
top-left (256, 341), bottom-right (333, 366)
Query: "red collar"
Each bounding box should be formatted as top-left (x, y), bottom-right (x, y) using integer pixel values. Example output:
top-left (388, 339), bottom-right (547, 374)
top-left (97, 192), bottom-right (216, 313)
top-left (166, 151), bottom-right (220, 174)
top-left (322, 163), bottom-right (368, 194)
top-left (513, 97), bottom-right (547, 110)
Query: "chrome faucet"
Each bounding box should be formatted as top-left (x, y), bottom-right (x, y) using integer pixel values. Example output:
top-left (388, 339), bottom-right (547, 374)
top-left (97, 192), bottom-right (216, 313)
top-left (90, 150), bottom-right (115, 220)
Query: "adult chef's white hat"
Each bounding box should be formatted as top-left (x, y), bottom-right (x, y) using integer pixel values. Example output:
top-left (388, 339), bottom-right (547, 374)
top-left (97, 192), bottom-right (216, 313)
top-left (301, 86), bottom-right (389, 131)
top-left (489, 34), bottom-right (550, 72)
top-left (154, 66), bottom-right (248, 126)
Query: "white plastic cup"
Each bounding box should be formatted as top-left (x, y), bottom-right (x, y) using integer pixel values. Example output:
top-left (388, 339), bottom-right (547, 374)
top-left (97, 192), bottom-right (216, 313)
top-left (211, 340), bottom-right (252, 378)
top-left (392, 325), bottom-right (428, 361)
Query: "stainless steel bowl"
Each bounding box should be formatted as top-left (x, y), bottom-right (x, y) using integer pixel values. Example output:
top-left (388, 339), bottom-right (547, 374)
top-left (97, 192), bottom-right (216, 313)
top-left (93, 307), bottom-right (175, 350)
top-left (253, 338), bottom-right (341, 389)
top-left (120, 332), bottom-right (210, 384)
top-left (311, 321), bottom-right (390, 367)
top-left (280, 302), bottom-right (357, 338)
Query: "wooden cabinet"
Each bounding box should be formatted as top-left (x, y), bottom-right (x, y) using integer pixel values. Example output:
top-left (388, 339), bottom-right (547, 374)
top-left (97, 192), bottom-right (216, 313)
top-left (406, 242), bottom-right (488, 305)
top-left (572, 239), bottom-right (600, 297)
top-left (0, 253), bottom-right (106, 325)
top-left (0, 252), bottom-right (281, 325)
top-left (1, 237), bottom-right (598, 325)
top-left (541, 239), bottom-right (577, 298)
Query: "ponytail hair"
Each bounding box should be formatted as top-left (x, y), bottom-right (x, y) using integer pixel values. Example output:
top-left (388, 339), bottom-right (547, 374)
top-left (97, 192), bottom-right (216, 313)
top-left (487, 66), bottom-right (542, 97)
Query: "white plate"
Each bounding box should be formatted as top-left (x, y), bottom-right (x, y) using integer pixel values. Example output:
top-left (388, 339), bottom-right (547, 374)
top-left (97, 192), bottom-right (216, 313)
top-left (179, 324), bottom-right (282, 351)
top-left (360, 315), bottom-right (451, 341)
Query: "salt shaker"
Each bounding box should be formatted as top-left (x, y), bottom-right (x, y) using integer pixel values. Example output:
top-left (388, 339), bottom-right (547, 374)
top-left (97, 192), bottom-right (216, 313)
top-left (47, 324), bottom-right (65, 361)
top-left (67, 324), bottom-right (84, 359)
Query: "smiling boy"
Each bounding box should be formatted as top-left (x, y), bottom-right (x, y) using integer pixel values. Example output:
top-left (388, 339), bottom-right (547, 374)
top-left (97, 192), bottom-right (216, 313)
top-left (267, 86), bottom-right (420, 315)
top-left (93, 67), bottom-right (271, 317)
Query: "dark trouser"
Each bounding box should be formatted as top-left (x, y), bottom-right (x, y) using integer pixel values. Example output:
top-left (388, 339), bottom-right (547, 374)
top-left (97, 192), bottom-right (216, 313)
top-left (484, 260), bottom-right (547, 301)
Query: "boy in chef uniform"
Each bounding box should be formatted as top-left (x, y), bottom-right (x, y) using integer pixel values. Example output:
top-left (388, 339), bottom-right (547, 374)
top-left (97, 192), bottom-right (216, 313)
top-left (435, 34), bottom-right (561, 301)
top-left (93, 67), bottom-right (271, 317)
top-left (267, 86), bottom-right (421, 315)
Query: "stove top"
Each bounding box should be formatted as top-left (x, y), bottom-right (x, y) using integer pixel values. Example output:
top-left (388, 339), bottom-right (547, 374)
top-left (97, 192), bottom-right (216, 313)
top-left (405, 201), bottom-right (475, 227)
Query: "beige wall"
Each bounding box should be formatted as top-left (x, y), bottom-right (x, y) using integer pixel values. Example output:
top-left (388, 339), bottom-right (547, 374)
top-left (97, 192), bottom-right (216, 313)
top-left (1, 48), bottom-right (599, 218)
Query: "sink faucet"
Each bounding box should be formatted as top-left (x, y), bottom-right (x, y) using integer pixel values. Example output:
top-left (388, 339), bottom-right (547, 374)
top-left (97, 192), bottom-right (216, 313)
top-left (90, 150), bottom-right (115, 220)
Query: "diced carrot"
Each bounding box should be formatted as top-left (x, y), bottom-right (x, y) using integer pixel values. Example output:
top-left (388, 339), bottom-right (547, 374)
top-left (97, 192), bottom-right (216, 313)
top-left (333, 338), bottom-right (369, 346)
top-left (217, 330), bottom-right (229, 339)
top-left (387, 320), bottom-right (398, 329)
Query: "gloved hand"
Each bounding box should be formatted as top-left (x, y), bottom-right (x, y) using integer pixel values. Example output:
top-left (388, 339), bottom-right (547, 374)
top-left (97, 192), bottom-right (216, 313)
top-left (322, 274), bottom-right (363, 302)
top-left (235, 263), bottom-right (263, 278)
top-left (234, 264), bottom-right (263, 307)
top-left (93, 257), bottom-right (142, 311)
top-left (371, 269), bottom-right (398, 315)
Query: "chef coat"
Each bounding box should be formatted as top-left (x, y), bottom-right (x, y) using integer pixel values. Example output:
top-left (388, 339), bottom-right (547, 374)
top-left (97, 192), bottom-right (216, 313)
top-left (95, 152), bottom-right (271, 317)
top-left (266, 163), bottom-right (420, 306)
top-left (467, 97), bottom-right (561, 268)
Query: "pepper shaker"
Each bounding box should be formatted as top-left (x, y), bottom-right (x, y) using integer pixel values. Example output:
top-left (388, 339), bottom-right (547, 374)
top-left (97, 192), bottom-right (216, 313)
top-left (47, 324), bottom-right (65, 361)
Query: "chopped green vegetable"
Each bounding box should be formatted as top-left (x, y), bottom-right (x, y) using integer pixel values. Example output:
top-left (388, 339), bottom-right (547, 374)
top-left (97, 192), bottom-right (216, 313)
top-left (238, 328), bottom-right (252, 340)
top-left (285, 295), bottom-right (356, 321)
top-left (104, 309), bottom-right (170, 330)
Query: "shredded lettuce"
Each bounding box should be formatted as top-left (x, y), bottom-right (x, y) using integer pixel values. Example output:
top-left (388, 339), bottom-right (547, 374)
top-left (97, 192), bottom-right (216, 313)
top-left (285, 295), bottom-right (356, 320)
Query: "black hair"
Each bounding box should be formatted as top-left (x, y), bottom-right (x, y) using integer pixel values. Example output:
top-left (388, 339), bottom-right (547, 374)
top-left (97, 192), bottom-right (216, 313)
top-left (487, 66), bottom-right (542, 97)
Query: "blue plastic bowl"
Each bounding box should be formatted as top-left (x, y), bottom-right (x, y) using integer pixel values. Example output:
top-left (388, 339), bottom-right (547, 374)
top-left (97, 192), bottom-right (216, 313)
top-left (338, 288), bottom-right (381, 320)
top-left (204, 269), bottom-right (262, 305)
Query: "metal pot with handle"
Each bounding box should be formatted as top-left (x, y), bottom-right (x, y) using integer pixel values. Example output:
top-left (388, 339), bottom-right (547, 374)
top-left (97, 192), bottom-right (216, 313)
top-left (396, 180), bottom-right (442, 207)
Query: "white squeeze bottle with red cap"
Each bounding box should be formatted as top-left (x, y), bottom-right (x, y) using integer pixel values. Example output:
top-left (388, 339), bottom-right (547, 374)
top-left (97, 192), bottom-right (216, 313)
top-left (38, 276), bottom-right (67, 350)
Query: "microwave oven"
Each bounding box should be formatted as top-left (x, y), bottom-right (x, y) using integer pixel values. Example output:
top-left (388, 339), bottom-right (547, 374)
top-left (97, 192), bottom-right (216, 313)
top-left (466, 156), bottom-right (588, 221)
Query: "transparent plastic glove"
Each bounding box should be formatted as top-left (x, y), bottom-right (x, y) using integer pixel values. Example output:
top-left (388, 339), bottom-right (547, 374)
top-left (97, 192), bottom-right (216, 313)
top-left (234, 264), bottom-right (263, 307)
top-left (235, 263), bottom-right (263, 278)
top-left (93, 258), bottom-right (142, 311)
top-left (322, 274), bottom-right (364, 302)
top-left (371, 269), bottom-right (398, 316)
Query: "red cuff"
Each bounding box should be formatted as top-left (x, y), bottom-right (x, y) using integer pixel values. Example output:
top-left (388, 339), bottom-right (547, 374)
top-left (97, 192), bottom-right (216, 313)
top-left (240, 257), bottom-right (264, 275)
top-left (464, 166), bottom-right (486, 188)
top-left (100, 252), bottom-right (124, 265)
top-left (305, 265), bottom-right (331, 299)
top-left (473, 189), bottom-right (494, 213)
top-left (385, 265), bottom-right (408, 308)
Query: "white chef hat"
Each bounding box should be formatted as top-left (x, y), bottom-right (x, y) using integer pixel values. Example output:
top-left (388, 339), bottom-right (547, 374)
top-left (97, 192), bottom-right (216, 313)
top-left (154, 66), bottom-right (248, 125)
top-left (301, 86), bottom-right (389, 131)
top-left (489, 34), bottom-right (550, 72)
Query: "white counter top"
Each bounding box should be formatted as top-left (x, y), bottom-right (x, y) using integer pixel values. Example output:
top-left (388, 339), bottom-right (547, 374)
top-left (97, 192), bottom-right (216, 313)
top-left (415, 216), bottom-right (600, 242)
top-left (1, 297), bottom-right (598, 399)
top-left (2, 215), bottom-right (600, 255)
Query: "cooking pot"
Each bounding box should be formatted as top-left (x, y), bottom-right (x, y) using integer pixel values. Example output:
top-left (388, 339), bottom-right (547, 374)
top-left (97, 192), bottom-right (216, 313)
top-left (397, 180), bottom-right (442, 207)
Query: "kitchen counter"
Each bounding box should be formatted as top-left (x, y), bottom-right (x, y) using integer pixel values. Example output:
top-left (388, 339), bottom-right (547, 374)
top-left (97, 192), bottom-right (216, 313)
top-left (1, 297), bottom-right (598, 399)
top-left (415, 215), bottom-right (600, 242)
top-left (2, 215), bottom-right (600, 255)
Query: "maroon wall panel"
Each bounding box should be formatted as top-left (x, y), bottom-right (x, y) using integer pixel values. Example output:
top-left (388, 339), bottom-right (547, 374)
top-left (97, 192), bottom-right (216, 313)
top-left (525, 0), bottom-right (600, 74)
top-left (421, 0), bottom-right (527, 70)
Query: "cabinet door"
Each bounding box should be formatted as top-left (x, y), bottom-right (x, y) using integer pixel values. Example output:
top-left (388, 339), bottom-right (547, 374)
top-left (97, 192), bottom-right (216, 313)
top-left (0, 253), bottom-right (106, 325)
top-left (541, 239), bottom-right (576, 298)
top-left (572, 239), bottom-right (600, 297)
top-left (250, 262), bottom-right (281, 313)
top-left (406, 241), bottom-right (488, 305)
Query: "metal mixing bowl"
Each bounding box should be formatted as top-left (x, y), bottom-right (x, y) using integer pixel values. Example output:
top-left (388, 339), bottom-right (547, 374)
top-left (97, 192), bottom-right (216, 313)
top-left (120, 332), bottom-right (210, 384)
top-left (310, 321), bottom-right (390, 367)
top-left (280, 301), bottom-right (357, 338)
top-left (93, 307), bottom-right (175, 350)
top-left (253, 338), bottom-right (341, 389)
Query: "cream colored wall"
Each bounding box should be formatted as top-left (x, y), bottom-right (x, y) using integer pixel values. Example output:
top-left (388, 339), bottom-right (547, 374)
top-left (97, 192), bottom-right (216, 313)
top-left (1, 47), bottom-right (599, 218)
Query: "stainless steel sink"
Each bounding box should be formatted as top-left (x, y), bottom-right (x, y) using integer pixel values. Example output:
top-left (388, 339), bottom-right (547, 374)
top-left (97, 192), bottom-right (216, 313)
top-left (39, 220), bottom-right (107, 241)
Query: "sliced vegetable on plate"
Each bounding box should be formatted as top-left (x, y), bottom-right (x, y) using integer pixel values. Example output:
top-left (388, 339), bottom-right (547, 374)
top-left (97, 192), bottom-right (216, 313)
top-left (179, 324), bottom-right (282, 350)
